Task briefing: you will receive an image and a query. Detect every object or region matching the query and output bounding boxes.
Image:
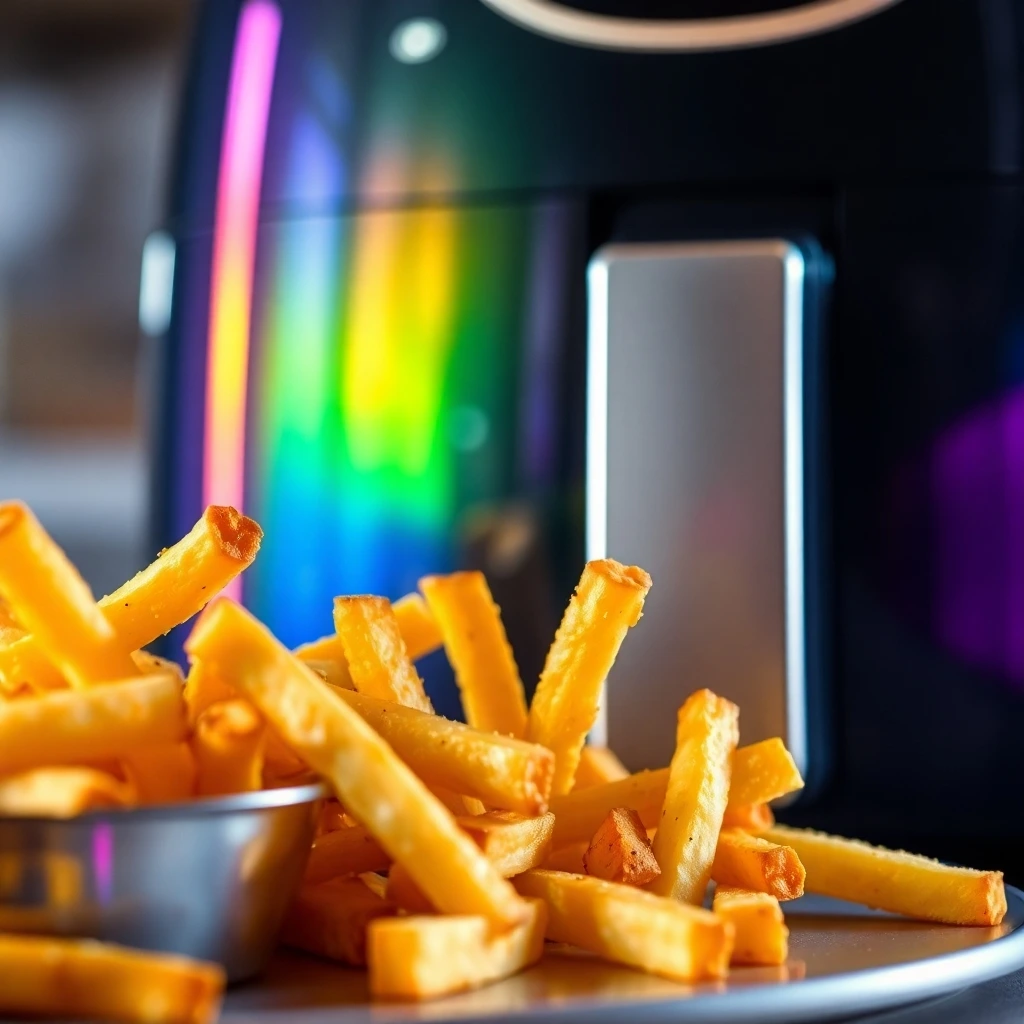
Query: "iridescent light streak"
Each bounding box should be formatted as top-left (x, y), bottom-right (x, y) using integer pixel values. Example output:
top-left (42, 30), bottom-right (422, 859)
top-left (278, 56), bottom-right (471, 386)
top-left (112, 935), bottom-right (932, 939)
top-left (203, 0), bottom-right (281, 599)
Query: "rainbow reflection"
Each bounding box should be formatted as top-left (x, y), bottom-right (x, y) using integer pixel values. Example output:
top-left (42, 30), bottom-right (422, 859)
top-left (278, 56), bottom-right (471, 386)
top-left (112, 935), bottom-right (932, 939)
top-left (203, 0), bottom-right (281, 599)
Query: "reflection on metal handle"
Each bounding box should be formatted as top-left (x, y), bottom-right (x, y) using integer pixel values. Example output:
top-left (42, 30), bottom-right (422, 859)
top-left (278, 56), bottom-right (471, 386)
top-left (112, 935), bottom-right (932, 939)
top-left (478, 0), bottom-right (905, 52)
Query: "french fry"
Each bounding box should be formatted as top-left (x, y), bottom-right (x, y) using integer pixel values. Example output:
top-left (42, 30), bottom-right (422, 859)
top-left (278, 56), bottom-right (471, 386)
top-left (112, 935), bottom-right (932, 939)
top-left (419, 571), bottom-right (528, 737)
top-left (0, 934), bottom-right (224, 1024)
top-left (305, 825), bottom-right (391, 883)
top-left (459, 811), bottom-right (555, 875)
top-left (513, 870), bottom-right (733, 982)
top-left (548, 738), bottom-right (802, 848)
top-left (368, 899), bottom-right (546, 1000)
top-left (316, 800), bottom-right (351, 835)
top-left (543, 842), bottom-right (588, 874)
top-left (711, 829), bottom-right (805, 901)
top-left (763, 825), bottom-right (1007, 926)
top-left (392, 592), bottom-right (443, 660)
top-left (281, 877), bottom-right (396, 966)
top-left (722, 802), bottom-right (775, 832)
top-left (186, 599), bottom-right (529, 929)
top-left (574, 745), bottom-right (630, 789)
top-left (123, 743), bottom-right (197, 805)
top-left (330, 688), bottom-right (554, 816)
top-left (0, 596), bottom-right (20, 630)
top-left (183, 659), bottom-right (236, 726)
top-left (385, 812), bottom-right (557, 913)
top-left (333, 596), bottom-right (433, 713)
top-left (712, 886), bottom-right (789, 966)
top-left (303, 659), bottom-right (353, 690)
top-left (584, 807), bottom-right (661, 886)
top-left (0, 767), bottom-right (134, 817)
top-left (192, 698), bottom-right (265, 796)
top-left (0, 505), bottom-right (262, 693)
top-left (728, 738), bottom-right (804, 808)
top-left (0, 673), bottom-right (186, 777)
top-left (528, 560), bottom-right (652, 794)
top-left (0, 501), bottom-right (137, 688)
top-left (648, 689), bottom-right (739, 904)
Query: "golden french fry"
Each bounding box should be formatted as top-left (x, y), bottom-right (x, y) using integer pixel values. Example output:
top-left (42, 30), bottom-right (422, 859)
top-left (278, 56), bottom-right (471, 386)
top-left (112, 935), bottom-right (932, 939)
top-left (584, 807), bottom-right (661, 887)
top-left (459, 811), bottom-right (555, 875)
top-left (419, 571), bottom-right (528, 738)
top-left (712, 886), bottom-right (789, 966)
top-left (316, 800), bottom-right (350, 835)
top-left (728, 738), bottom-right (804, 807)
top-left (192, 699), bottom-right (265, 797)
top-left (763, 825), bottom-right (1007, 926)
top-left (305, 825), bottom-right (391, 883)
top-left (333, 596), bottom-right (433, 713)
top-left (0, 933), bottom-right (224, 1024)
top-left (574, 745), bottom-right (630, 789)
top-left (0, 502), bottom-right (137, 688)
top-left (0, 596), bottom-right (20, 630)
top-left (381, 812), bottom-right (557, 913)
top-left (0, 673), bottom-right (186, 777)
top-left (528, 560), bottom-right (652, 794)
top-left (0, 767), bottom-right (134, 818)
top-left (186, 599), bottom-right (529, 929)
top-left (183, 659), bottom-right (236, 726)
top-left (123, 743), bottom-right (197, 805)
top-left (392, 592), bottom-right (443, 660)
top-left (368, 899), bottom-right (546, 1000)
top-left (514, 870), bottom-right (733, 982)
top-left (543, 842), bottom-right (588, 874)
top-left (302, 659), bottom-right (353, 690)
top-left (281, 877), bottom-right (396, 966)
top-left (330, 688), bottom-right (554, 816)
top-left (0, 506), bottom-right (262, 693)
top-left (711, 829), bottom-right (805, 901)
top-left (294, 637), bottom-right (354, 686)
top-left (648, 689), bottom-right (739, 904)
top-left (722, 802), bottom-right (775, 832)
top-left (549, 738), bottom-right (802, 848)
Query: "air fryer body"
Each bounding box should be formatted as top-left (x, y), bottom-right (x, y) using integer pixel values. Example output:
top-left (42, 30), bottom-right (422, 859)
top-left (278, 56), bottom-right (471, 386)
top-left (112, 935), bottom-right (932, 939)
top-left (158, 0), bottom-right (1024, 872)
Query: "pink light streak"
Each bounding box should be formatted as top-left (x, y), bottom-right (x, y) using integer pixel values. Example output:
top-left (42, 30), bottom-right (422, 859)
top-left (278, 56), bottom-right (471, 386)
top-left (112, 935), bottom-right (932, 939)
top-left (203, 0), bottom-right (281, 600)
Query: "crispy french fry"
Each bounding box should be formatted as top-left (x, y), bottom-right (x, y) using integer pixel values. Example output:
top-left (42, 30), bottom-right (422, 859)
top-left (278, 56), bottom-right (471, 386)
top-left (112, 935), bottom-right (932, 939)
top-left (712, 886), bottom-right (789, 966)
top-left (330, 688), bottom-right (554, 816)
top-left (281, 877), bottom-right (396, 966)
top-left (514, 871), bottom-right (733, 982)
top-left (584, 807), bottom-right (661, 886)
top-left (303, 659), bottom-right (353, 690)
top-left (574, 745), bottom-right (630, 789)
top-left (722, 803), bottom-right (775, 832)
top-left (0, 934), bottom-right (223, 1023)
top-left (0, 506), bottom-right (261, 693)
top-left (0, 767), bottom-right (134, 818)
top-left (763, 825), bottom-right (1007, 926)
top-left (123, 743), bottom-right (197, 805)
top-left (384, 812), bottom-right (556, 913)
top-left (549, 738), bottom-right (801, 848)
top-left (729, 738), bottom-right (804, 808)
top-left (528, 560), bottom-right (652, 794)
top-left (334, 596), bottom-right (433, 713)
top-left (0, 502), bottom-right (137, 688)
top-left (305, 825), bottom-right (391, 883)
top-left (192, 699), bottom-right (265, 796)
top-left (368, 899), bottom-right (546, 1000)
top-left (392, 592), bottom-right (443, 660)
top-left (711, 829), bottom-right (805, 901)
top-left (419, 571), bottom-right (528, 738)
top-left (543, 842), bottom-right (588, 874)
top-left (0, 673), bottom-right (186, 776)
top-left (183, 659), bottom-right (236, 726)
top-left (648, 689), bottom-right (739, 904)
top-left (0, 596), bottom-right (19, 630)
top-left (186, 599), bottom-right (529, 929)
top-left (459, 811), bottom-right (555, 875)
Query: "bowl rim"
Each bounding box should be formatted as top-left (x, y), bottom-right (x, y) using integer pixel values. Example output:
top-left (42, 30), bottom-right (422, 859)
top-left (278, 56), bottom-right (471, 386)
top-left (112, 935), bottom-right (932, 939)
top-left (0, 781), bottom-right (329, 826)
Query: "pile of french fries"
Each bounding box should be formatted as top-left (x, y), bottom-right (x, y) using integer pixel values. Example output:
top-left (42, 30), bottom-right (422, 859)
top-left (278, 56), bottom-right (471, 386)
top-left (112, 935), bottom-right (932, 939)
top-left (0, 501), bottom-right (1009, 1023)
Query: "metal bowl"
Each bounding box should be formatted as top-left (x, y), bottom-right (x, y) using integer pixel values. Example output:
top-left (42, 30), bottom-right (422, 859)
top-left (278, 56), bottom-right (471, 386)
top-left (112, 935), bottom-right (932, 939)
top-left (0, 782), bottom-right (324, 982)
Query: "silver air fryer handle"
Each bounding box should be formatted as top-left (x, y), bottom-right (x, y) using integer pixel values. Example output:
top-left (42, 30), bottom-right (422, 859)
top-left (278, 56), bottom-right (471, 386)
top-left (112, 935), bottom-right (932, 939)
top-left (479, 0), bottom-right (904, 52)
top-left (587, 241), bottom-right (814, 776)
